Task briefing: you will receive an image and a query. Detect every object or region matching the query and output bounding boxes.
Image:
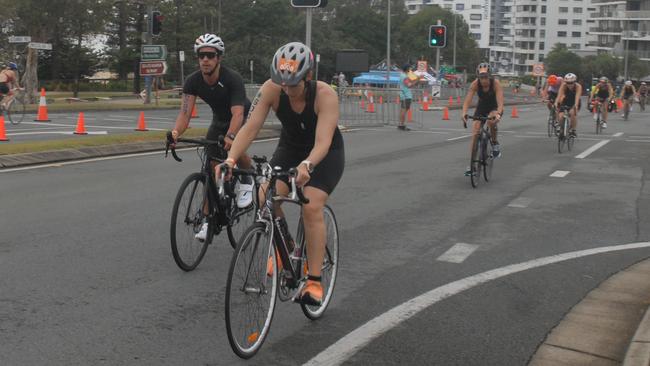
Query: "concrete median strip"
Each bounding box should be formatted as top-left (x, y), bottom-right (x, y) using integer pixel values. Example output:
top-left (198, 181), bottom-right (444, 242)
top-left (622, 307), bottom-right (650, 366)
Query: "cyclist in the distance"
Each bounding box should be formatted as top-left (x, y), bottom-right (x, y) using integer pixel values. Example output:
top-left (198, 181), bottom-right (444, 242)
top-left (170, 33), bottom-right (253, 241)
top-left (220, 41), bottom-right (345, 306)
top-left (638, 82), bottom-right (648, 111)
top-left (589, 76), bottom-right (614, 129)
top-left (541, 74), bottom-right (562, 124)
top-left (461, 62), bottom-right (504, 176)
top-left (620, 80), bottom-right (636, 116)
top-left (555, 73), bottom-right (582, 137)
top-left (0, 62), bottom-right (20, 108)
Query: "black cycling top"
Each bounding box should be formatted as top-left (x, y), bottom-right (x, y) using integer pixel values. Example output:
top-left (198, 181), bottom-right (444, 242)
top-left (561, 85), bottom-right (578, 107)
top-left (477, 78), bottom-right (497, 109)
top-left (596, 85), bottom-right (610, 99)
top-left (183, 66), bottom-right (251, 123)
top-left (623, 86), bottom-right (635, 98)
top-left (275, 80), bottom-right (343, 152)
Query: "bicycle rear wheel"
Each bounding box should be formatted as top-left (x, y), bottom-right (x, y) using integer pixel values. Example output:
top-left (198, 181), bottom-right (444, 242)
top-left (567, 135), bottom-right (575, 151)
top-left (595, 114), bottom-right (601, 134)
top-left (300, 205), bottom-right (340, 320)
top-left (557, 119), bottom-right (567, 153)
top-left (8, 96), bottom-right (26, 125)
top-left (470, 136), bottom-right (481, 188)
top-left (547, 116), bottom-right (554, 137)
top-left (225, 222), bottom-right (278, 359)
top-left (170, 173), bottom-right (210, 271)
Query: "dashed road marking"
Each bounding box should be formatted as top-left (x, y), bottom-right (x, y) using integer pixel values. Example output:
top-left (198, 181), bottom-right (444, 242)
top-left (436, 243), bottom-right (480, 263)
top-left (575, 139), bottom-right (610, 159)
top-left (447, 134), bottom-right (472, 141)
top-left (508, 197), bottom-right (534, 208)
top-left (613, 132), bottom-right (623, 137)
top-left (550, 170), bottom-right (570, 178)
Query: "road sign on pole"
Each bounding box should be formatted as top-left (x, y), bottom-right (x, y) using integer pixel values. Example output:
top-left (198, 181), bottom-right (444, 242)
top-left (28, 42), bottom-right (53, 50)
top-left (8, 36), bottom-right (31, 43)
top-left (141, 45), bottom-right (167, 60)
top-left (532, 63), bottom-right (545, 77)
top-left (140, 61), bottom-right (168, 76)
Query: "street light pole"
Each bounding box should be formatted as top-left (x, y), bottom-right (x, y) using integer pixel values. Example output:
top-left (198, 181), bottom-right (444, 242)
top-left (453, 13), bottom-right (457, 70)
top-left (306, 8), bottom-right (313, 48)
top-left (386, 0), bottom-right (391, 85)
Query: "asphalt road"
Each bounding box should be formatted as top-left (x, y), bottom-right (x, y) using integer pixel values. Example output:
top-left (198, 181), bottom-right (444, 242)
top-left (1, 104), bottom-right (649, 365)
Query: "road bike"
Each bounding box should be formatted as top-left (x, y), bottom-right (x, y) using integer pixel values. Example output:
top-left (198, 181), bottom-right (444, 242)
top-left (165, 132), bottom-right (257, 271)
top-left (465, 115), bottom-right (496, 188)
top-left (225, 160), bottom-right (339, 358)
top-left (546, 103), bottom-right (557, 137)
top-left (556, 105), bottom-right (575, 153)
top-left (638, 94), bottom-right (646, 112)
top-left (0, 88), bottom-right (26, 125)
top-left (622, 97), bottom-right (632, 120)
top-left (591, 100), bottom-right (604, 135)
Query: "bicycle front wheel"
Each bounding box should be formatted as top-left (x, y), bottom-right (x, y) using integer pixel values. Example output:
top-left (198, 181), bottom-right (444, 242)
top-left (483, 138), bottom-right (493, 182)
top-left (300, 205), bottom-right (340, 320)
top-left (8, 96), bottom-right (26, 125)
top-left (595, 114), bottom-right (601, 134)
top-left (225, 222), bottom-right (278, 359)
top-left (470, 136), bottom-right (481, 188)
top-left (170, 173), bottom-right (210, 271)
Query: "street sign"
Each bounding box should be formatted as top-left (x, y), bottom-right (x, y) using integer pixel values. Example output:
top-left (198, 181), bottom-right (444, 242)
top-left (431, 84), bottom-right (441, 97)
top-left (8, 36), bottom-right (31, 43)
top-left (140, 60), bottom-right (167, 76)
top-left (28, 42), bottom-right (52, 50)
top-left (141, 45), bottom-right (167, 60)
top-left (417, 60), bottom-right (428, 73)
top-left (532, 63), bottom-right (545, 77)
top-left (179, 50), bottom-right (185, 62)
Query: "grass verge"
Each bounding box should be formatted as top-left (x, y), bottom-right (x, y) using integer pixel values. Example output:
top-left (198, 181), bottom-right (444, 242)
top-left (0, 128), bottom-right (208, 155)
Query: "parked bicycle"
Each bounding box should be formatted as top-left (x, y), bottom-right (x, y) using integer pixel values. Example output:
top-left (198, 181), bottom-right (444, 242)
top-left (165, 132), bottom-right (257, 271)
top-left (556, 105), bottom-right (575, 153)
top-left (0, 88), bottom-right (26, 125)
top-left (224, 159), bottom-right (339, 358)
top-left (465, 114), bottom-right (496, 188)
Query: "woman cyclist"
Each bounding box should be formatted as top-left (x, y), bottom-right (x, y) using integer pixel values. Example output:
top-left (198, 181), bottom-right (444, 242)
top-left (0, 62), bottom-right (19, 108)
top-left (620, 80), bottom-right (636, 118)
top-left (555, 73), bottom-right (582, 137)
top-left (589, 76), bottom-right (614, 129)
top-left (541, 74), bottom-right (562, 125)
top-left (220, 42), bottom-right (345, 306)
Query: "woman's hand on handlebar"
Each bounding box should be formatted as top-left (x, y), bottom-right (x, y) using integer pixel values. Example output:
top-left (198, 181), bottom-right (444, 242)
top-left (216, 158), bottom-right (235, 182)
top-left (295, 163), bottom-right (311, 187)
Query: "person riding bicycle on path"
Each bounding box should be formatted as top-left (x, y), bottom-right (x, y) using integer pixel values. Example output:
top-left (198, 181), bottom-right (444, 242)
top-left (219, 41), bottom-right (344, 306)
top-left (170, 33), bottom-right (254, 240)
top-left (589, 76), bottom-right (614, 129)
top-left (620, 80), bottom-right (636, 116)
top-left (0, 62), bottom-right (20, 109)
top-left (555, 73), bottom-right (582, 138)
top-left (461, 63), bottom-right (504, 175)
top-left (541, 74), bottom-right (562, 122)
top-left (398, 63), bottom-right (415, 131)
top-left (638, 82), bottom-right (648, 111)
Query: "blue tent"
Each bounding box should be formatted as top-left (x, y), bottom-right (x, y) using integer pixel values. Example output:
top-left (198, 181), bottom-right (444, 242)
top-left (352, 71), bottom-right (401, 86)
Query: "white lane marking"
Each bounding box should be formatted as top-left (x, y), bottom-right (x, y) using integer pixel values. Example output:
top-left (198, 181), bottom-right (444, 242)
top-left (626, 140), bottom-right (650, 143)
top-left (436, 243), bottom-right (479, 263)
top-left (0, 137), bottom-right (281, 173)
top-left (6, 126), bottom-right (67, 132)
top-left (447, 134), bottom-right (472, 141)
top-left (8, 131), bottom-right (108, 136)
top-left (104, 118), bottom-right (132, 122)
top-left (507, 197), bottom-right (534, 208)
top-left (575, 139), bottom-right (610, 159)
top-left (550, 170), bottom-right (570, 178)
top-left (629, 136), bottom-right (650, 139)
top-left (19, 121), bottom-right (165, 131)
top-left (613, 132), bottom-right (623, 137)
top-left (303, 242), bottom-right (650, 366)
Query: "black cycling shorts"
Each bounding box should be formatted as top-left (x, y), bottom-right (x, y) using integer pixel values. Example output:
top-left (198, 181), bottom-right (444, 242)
top-left (0, 83), bottom-right (8, 95)
top-left (205, 103), bottom-right (251, 160)
top-left (270, 146), bottom-right (345, 195)
top-left (474, 103), bottom-right (498, 118)
top-left (547, 92), bottom-right (557, 103)
top-left (401, 98), bottom-right (412, 109)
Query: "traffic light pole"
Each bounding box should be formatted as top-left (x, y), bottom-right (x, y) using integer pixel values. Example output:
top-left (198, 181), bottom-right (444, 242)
top-left (305, 8), bottom-right (312, 48)
top-left (435, 19), bottom-right (441, 73)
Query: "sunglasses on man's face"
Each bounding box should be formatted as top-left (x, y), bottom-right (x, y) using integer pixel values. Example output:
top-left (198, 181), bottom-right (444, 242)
top-left (566, 82), bottom-right (575, 85)
top-left (198, 52), bottom-right (218, 60)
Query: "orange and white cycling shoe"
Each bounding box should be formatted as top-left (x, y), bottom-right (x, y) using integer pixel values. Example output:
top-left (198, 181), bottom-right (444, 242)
top-left (297, 276), bottom-right (322, 306)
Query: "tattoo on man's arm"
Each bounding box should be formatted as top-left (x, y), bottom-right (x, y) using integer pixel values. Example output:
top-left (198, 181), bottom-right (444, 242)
top-left (182, 95), bottom-right (190, 115)
top-left (247, 90), bottom-right (262, 121)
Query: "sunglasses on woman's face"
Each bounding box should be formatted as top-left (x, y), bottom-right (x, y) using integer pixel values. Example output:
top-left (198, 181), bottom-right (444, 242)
top-left (566, 82), bottom-right (575, 85)
top-left (198, 52), bottom-right (217, 60)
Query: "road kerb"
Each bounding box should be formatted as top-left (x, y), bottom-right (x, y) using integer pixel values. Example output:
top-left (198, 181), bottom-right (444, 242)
top-left (622, 307), bottom-right (650, 366)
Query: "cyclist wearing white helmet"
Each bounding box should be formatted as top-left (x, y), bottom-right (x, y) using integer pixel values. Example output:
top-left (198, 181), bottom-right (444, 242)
top-left (170, 34), bottom-right (254, 240)
top-left (0, 62), bottom-right (19, 108)
top-left (638, 81), bottom-right (648, 111)
top-left (555, 73), bottom-right (582, 137)
top-left (461, 62), bottom-right (504, 175)
top-left (589, 76), bottom-right (614, 128)
top-left (620, 80), bottom-right (636, 118)
top-left (221, 41), bottom-right (344, 306)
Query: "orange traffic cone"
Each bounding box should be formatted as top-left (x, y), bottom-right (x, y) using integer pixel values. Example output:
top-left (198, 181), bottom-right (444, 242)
top-left (0, 115), bottom-right (9, 141)
top-left (366, 102), bottom-right (375, 113)
top-left (379, 96), bottom-right (383, 104)
top-left (396, 96), bottom-right (400, 104)
top-left (448, 96), bottom-right (454, 107)
top-left (74, 112), bottom-right (88, 135)
top-left (360, 99), bottom-right (365, 109)
top-left (135, 111), bottom-right (148, 131)
top-left (511, 106), bottom-right (519, 118)
top-left (457, 96), bottom-right (461, 104)
top-left (407, 109), bottom-right (413, 122)
top-left (421, 101), bottom-right (429, 111)
top-left (34, 88), bottom-right (51, 122)
top-left (191, 104), bottom-right (199, 118)
top-left (442, 107), bottom-right (450, 120)
top-left (616, 98), bottom-right (623, 110)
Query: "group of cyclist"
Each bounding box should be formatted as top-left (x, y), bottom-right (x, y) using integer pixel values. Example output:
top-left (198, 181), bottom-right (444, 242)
top-left (170, 34), bottom-right (344, 306)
